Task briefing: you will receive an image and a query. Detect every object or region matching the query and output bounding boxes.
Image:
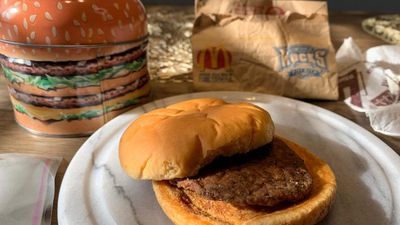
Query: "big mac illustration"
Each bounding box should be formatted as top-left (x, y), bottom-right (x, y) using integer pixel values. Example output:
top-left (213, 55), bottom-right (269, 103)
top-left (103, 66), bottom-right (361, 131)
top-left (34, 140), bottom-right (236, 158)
top-left (0, 0), bottom-right (151, 136)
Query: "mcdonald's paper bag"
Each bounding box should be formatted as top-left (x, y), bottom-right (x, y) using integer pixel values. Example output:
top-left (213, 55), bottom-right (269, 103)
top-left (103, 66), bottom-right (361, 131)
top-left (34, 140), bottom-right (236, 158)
top-left (192, 0), bottom-right (338, 100)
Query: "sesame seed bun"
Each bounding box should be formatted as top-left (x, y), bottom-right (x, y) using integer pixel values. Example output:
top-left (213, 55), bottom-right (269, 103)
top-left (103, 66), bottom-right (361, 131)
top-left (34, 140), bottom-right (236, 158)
top-left (0, 0), bottom-right (147, 61)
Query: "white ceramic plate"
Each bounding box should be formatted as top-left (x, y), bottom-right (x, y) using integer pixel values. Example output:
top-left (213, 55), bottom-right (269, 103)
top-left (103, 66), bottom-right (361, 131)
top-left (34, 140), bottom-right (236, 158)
top-left (58, 92), bottom-right (400, 225)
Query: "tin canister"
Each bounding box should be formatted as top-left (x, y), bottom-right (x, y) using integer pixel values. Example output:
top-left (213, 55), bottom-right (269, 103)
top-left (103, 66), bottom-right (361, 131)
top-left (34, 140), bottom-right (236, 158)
top-left (0, 0), bottom-right (151, 136)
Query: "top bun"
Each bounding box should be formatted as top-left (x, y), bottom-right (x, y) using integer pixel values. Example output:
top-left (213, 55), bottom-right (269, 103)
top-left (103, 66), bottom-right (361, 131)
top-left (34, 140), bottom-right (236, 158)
top-left (0, 0), bottom-right (147, 60)
top-left (119, 98), bottom-right (275, 180)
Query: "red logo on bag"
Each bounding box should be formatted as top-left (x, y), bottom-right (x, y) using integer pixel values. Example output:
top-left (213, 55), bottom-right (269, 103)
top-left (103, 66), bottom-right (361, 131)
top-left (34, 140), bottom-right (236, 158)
top-left (196, 47), bottom-right (232, 70)
top-left (371, 90), bottom-right (396, 106)
top-left (232, 2), bottom-right (285, 16)
top-left (265, 7), bottom-right (285, 15)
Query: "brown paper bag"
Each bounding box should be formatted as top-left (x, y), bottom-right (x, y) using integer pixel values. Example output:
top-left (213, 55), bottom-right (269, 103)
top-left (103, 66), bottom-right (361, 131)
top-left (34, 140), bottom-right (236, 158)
top-left (192, 0), bottom-right (338, 99)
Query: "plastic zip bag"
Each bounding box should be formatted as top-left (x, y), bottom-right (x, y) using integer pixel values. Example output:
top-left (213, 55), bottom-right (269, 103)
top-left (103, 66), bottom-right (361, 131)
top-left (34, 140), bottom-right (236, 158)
top-left (0, 154), bottom-right (62, 225)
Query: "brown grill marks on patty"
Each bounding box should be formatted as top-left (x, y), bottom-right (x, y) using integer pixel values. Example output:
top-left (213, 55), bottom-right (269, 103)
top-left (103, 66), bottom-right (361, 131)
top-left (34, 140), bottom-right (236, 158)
top-left (173, 138), bottom-right (312, 207)
top-left (9, 74), bottom-right (149, 108)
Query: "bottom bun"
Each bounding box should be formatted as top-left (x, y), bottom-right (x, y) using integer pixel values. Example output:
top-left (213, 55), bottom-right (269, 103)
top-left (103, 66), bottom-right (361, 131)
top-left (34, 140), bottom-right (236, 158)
top-left (153, 136), bottom-right (336, 225)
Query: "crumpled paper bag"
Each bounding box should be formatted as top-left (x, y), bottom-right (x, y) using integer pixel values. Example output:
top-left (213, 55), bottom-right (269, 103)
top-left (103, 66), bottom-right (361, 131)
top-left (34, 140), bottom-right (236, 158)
top-left (192, 0), bottom-right (338, 100)
top-left (337, 37), bottom-right (400, 137)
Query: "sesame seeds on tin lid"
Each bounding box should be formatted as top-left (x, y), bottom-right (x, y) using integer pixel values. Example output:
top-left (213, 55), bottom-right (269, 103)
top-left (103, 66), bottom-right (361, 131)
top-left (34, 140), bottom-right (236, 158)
top-left (81, 12), bottom-right (88, 22)
top-left (80, 28), bottom-right (86, 38)
top-left (45, 36), bottom-right (51, 45)
top-left (64, 31), bottom-right (71, 41)
top-left (44, 11), bottom-right (53, 21)
top-left (88, 28), bottom-right (93, 38)
top-left (101, 14), bottom-right (107, 22)
top-left (29, 14), bottom-right (37, 23)
top-left (73, 20), bottom-right (81, 26)
top-left (97, 28), bottom-right (104, 35)
top-left (33, 1), bottom-right (40, 8)
top-left (22, 3), bottom-right (28, 12)
top-left (23, 18), bottom-right (28, 30)
top-left (57, 2), bottom-right (63, 10)
top-left (111, 29), bottom-right (117, 37)
top-left (0, 0), bottom-right (148, 58)
top-left (7, 29), bottom-right (12, 38)
top-left (13, 25), bottom-right (18, 35)
top-left (51, 26), bottom-right (57, 37)
top-left (123, 10), bottom-right (129, 18)
top-left (30, 32), bottom-right (35, 40)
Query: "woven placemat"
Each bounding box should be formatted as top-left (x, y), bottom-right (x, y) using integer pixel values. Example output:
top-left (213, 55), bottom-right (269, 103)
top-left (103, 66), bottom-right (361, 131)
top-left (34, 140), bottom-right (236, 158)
top-left (147, 7), bottom-right (194, 83)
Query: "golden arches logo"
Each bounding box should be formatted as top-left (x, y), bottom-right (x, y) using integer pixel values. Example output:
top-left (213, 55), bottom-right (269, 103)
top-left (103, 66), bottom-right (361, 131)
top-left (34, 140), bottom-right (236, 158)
top-left (196, 47), bottom-right (232, 70)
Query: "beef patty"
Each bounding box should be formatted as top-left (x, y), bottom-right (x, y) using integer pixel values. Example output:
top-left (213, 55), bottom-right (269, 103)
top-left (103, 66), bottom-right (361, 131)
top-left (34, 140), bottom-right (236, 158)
top-left (174, 138), bottom-right (313, 207)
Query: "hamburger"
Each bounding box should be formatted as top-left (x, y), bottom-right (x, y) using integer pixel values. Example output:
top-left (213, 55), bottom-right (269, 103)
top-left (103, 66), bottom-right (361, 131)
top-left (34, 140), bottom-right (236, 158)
top-left (0, 1), bottom-right (150, 135)
top-left (119, 98), bottom-right (336, 225)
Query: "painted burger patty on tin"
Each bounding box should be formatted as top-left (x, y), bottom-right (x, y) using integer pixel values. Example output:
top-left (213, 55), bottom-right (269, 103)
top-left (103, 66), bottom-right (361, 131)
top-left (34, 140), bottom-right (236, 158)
top-left (4, 45), bottom-right (151, 124)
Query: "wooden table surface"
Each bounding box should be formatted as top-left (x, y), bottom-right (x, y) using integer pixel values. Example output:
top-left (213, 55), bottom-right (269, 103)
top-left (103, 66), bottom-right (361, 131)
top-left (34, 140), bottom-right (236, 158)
top-left (0, 7), bottom-right (399, 225)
